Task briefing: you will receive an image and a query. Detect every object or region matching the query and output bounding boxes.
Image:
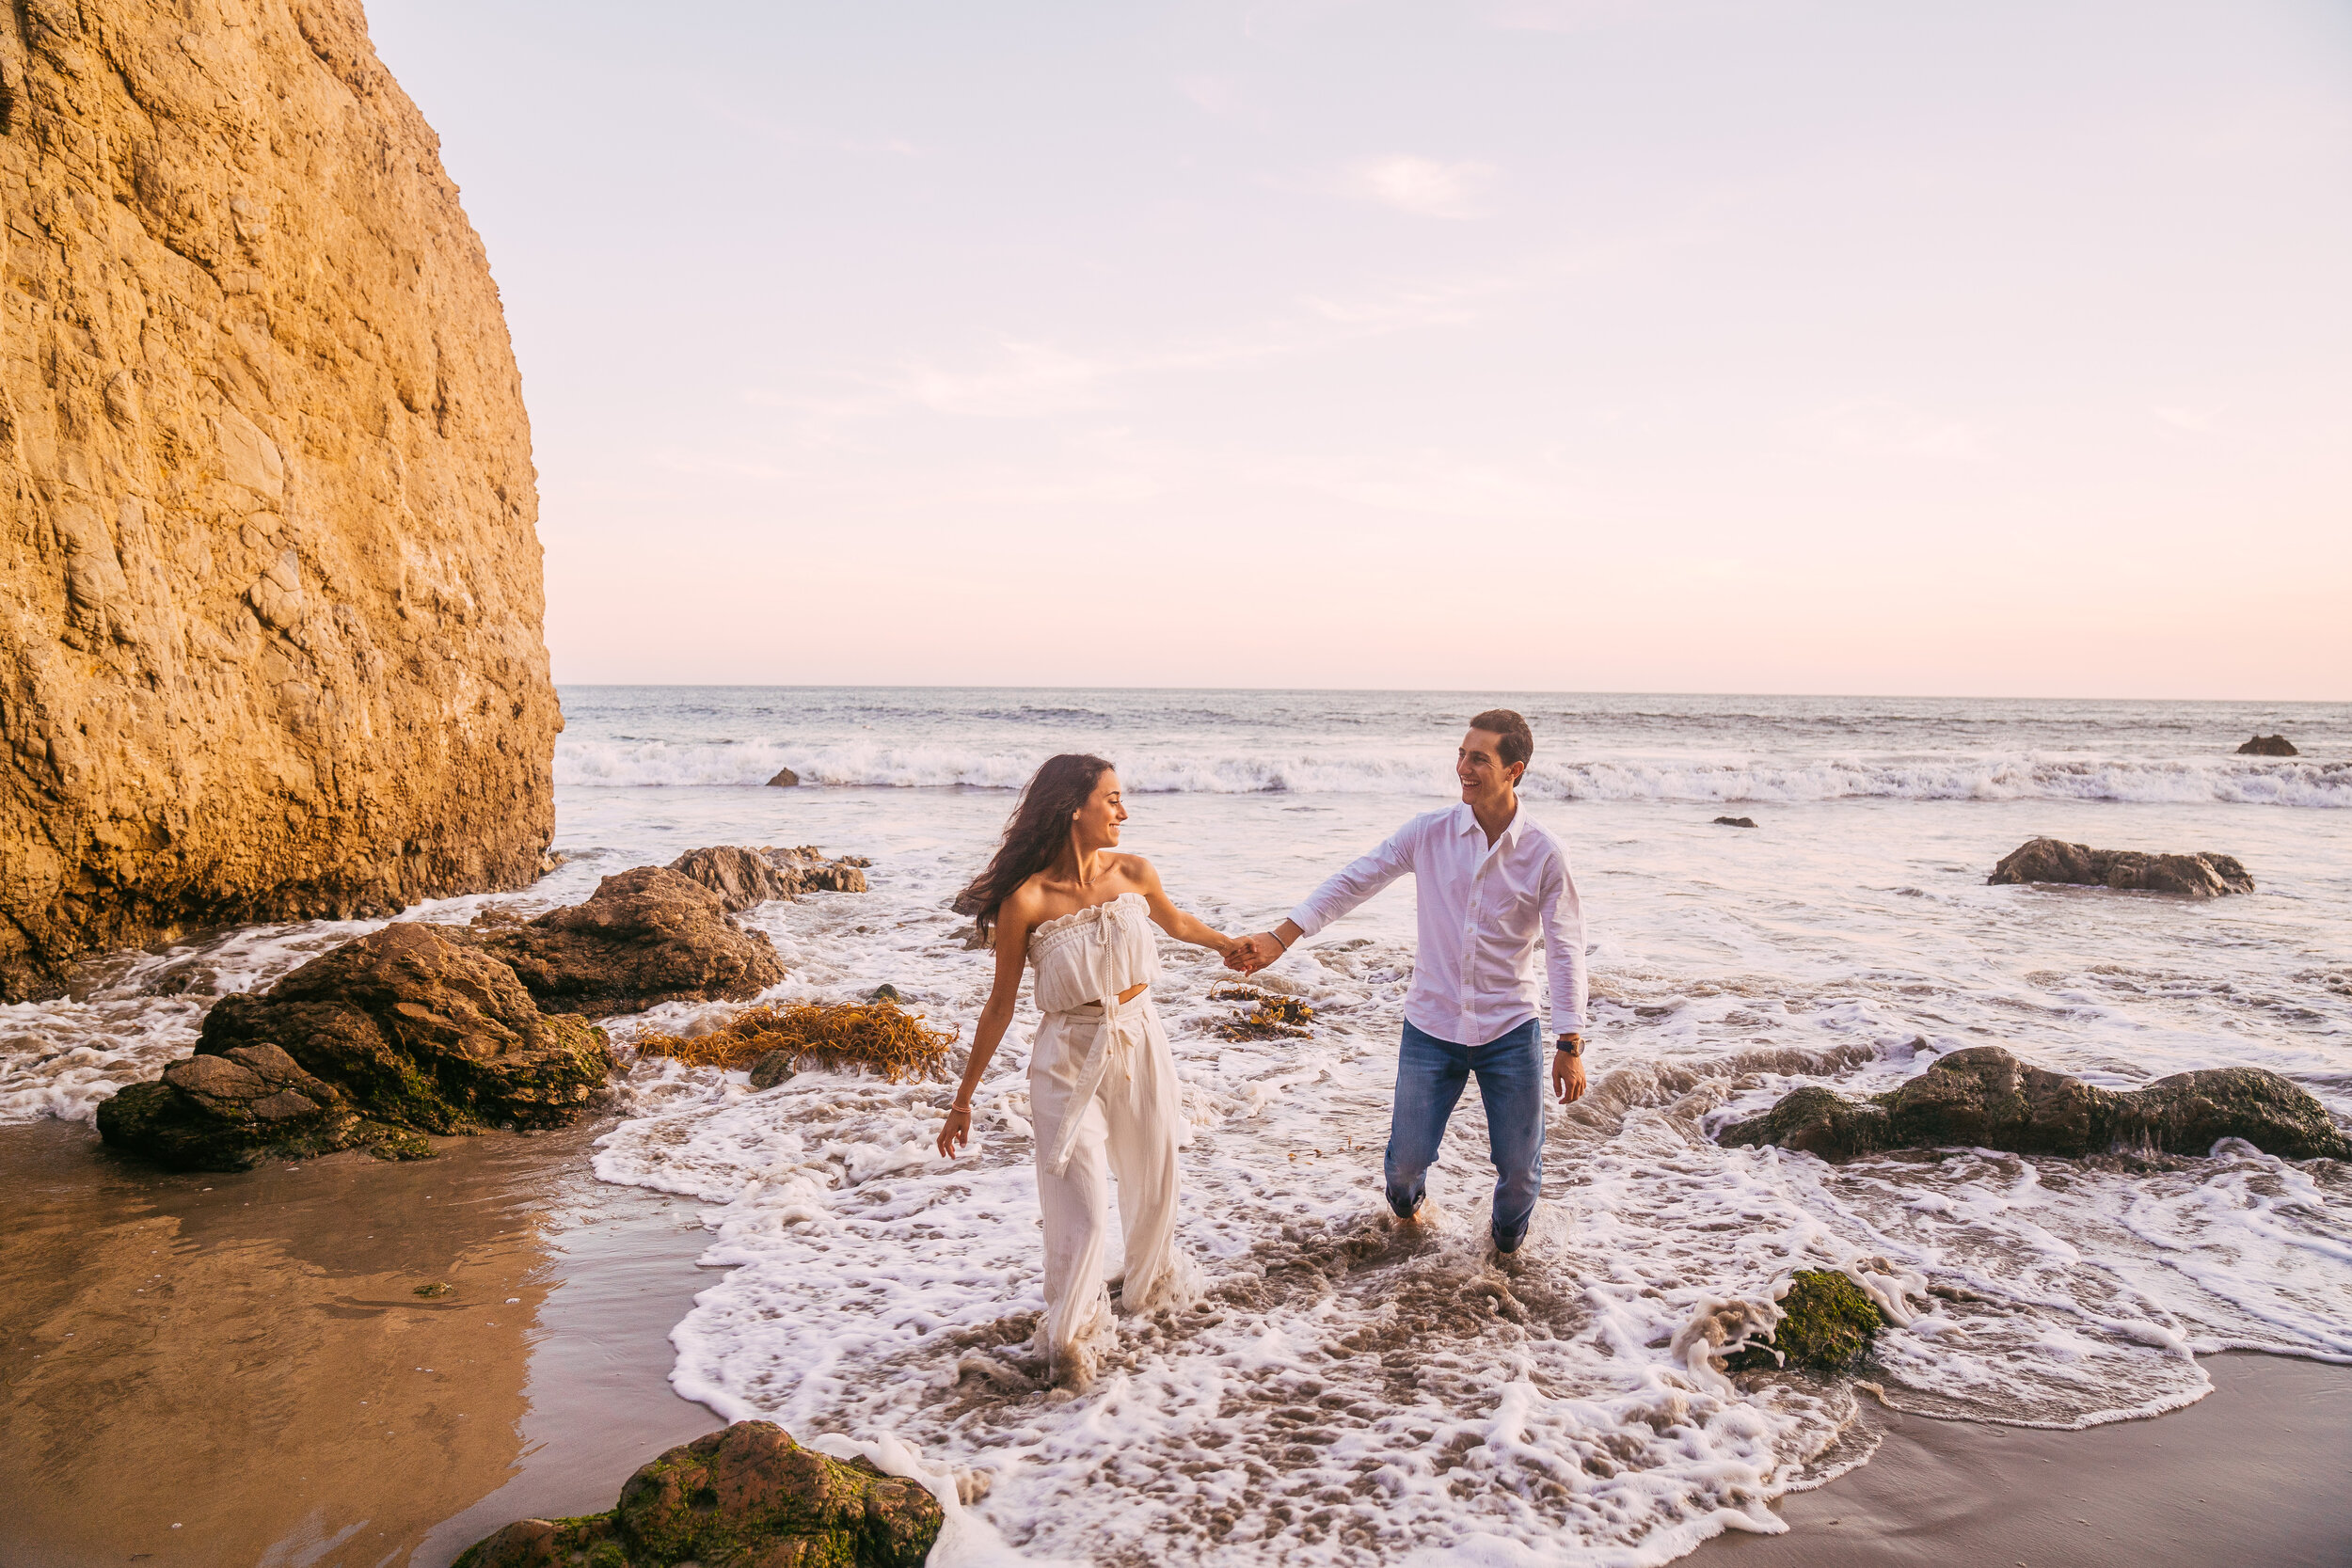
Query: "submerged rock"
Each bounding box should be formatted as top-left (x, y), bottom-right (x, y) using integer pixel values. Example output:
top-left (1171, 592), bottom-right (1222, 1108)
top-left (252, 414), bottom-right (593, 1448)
top-left (466, 866), bottom-right (787, 1016)
top-left (1989, 836), bottom-right (2253, 897)
top-left (98, 924), bottom-right (608, 1171)
top-left (1713, 816), bottom-right (1757, 829)
top-left (2237, 735), bottom-right (2298, 756)
top-left (1719, 1046), bottom-right (2352, 1163)
top-left (453, 1420), bottom-right (942, 1568)
top-left (1724, 1271), bottom-right (1887, 1372)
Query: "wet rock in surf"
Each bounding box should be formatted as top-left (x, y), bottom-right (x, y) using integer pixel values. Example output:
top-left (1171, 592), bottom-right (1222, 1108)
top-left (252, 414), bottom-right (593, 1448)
top-left (1713, 816), bottom-right (1757, 828)
top-left (2237, 734), bottom-right (2298, 756)
top-left (768, 765), bottom-right (803, 786)
top-left (1989, 836), bottom-right (2253, 897)
top-left (98, 924), bottom-right (609, 1171)
top-left (668, 846), bottom-right (796, 911)
top-left (464, 865), bottom-right (787, 1015)
top-left (771, 844), bottom-right (872, 895)
top-left (1723, 1271), bottom-right (1887, 1372)
top-left (1719, 1045), bottom-right (2352, 1163)
top-left (666, 844), bottom-right (870, 912)
top-left (453, 1420), bottom-right (941, 1568)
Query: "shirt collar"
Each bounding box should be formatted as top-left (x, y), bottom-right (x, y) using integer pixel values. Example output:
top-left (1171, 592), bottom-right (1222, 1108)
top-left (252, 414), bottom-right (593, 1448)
top-left (1455, 800), bottom-right (1525, 848)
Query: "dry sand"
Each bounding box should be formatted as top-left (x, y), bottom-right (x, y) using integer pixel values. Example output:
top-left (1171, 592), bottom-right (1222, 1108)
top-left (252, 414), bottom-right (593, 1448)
top-left (6, 1116), bottom-right (2346, 1567)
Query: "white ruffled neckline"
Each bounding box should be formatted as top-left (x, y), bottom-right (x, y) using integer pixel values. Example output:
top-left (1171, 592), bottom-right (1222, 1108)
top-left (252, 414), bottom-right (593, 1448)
top-left (1028, 891), bottom-right (1146, 945)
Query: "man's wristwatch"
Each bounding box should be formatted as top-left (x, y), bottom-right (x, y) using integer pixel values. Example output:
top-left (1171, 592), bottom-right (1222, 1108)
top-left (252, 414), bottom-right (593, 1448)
top-left (1556, 1034), bottom-right (1583, 1058)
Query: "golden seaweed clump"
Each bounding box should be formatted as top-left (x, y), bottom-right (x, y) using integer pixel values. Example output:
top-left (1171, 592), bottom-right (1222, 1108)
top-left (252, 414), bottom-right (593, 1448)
top-left (1210, 985), bottom-right (1315, 1040)
top-left (632, 1000), bottom-right (959, 1084)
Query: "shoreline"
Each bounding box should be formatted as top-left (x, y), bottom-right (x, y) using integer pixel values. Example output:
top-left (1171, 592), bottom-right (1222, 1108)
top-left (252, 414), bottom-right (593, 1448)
top-left (1699, 1350), bottom-right (2352, 1567)
top-left (0, 1117), bottom-right (721, 1568)
top-left (7, 1113), bottom-right (2348, 1566)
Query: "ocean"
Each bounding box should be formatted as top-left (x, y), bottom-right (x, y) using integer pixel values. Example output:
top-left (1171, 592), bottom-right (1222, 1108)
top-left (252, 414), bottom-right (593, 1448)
top-left (8, 687), bottom-right (2350, 1566)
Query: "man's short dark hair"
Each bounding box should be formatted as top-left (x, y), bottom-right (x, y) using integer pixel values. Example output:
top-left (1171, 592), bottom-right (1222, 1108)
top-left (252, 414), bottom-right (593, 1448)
top-left (1468, 708), bottom-right (1534, 770)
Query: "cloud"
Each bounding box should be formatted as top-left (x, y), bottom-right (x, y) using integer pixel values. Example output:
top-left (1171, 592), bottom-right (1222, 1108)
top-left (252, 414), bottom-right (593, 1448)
top-left (1793, 401), bottom-right (1987, 461)
top-left (1342, 155), bottom-right (1497, 219)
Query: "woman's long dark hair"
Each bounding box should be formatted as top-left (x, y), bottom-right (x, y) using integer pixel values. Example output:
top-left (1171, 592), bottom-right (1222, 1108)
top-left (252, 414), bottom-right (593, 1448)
top-left (953, 753), bottom-right (1115, 940)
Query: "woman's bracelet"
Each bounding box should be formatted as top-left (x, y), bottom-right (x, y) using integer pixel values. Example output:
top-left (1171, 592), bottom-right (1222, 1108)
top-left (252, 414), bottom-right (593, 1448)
top-left (950, 1101), bottom-right (972, 1114)
top-left (1272, 927), bottom-right (1294, 949)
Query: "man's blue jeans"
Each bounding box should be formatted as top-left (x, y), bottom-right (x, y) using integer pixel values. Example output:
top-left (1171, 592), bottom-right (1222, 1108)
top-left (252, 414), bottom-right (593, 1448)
top-left (1385, 1017), bottom-right (1546, 1248)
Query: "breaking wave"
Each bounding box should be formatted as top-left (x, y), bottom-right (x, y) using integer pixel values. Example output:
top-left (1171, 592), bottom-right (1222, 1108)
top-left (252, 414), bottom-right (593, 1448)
top-left (555, 739), bottom-right (2352, 807)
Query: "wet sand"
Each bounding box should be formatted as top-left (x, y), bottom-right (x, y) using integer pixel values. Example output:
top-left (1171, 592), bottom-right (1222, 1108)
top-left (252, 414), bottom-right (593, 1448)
top-left (1702, 1351), bottom-right (2352, 1568)
top-left (0, 1118), bottom-right (721, 1568)
top-left (8, 1113), bottom-right (2347, 1567)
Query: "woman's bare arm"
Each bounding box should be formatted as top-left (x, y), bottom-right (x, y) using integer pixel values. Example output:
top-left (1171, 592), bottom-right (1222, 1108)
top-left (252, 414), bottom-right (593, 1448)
top-left (1129, 856), bottom-right (1239, 959)
top-left (937, 892), bottom-right (1036, 1157)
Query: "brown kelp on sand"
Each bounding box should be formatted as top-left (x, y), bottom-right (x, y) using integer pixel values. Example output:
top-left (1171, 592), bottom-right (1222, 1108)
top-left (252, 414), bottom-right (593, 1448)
top-left (632, 999), bottom-right (959, 1084)
top-left (1210, 984), bottom-right (1316, 1040)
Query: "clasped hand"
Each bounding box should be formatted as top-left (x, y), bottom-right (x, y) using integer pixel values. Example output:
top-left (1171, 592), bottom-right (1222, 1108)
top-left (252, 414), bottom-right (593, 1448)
top-left (1223, 931), bottom-right (1284, 975)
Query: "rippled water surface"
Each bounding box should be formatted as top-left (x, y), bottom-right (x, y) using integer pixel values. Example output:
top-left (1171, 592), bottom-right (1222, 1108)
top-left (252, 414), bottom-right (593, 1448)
top-left (6, 689), bottom-right (2348, 1566)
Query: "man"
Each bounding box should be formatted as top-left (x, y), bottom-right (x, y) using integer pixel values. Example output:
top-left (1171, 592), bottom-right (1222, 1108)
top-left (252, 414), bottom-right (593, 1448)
top-left (1229, 709), bottom-right (1587, 1254)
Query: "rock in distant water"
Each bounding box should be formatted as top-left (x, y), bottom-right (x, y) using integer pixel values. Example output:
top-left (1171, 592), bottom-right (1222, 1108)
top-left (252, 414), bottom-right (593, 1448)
top-left (768, 766), bottom-right (803, 786)
top-left (1989, 837), bottom-right (2253, 897)
top-left (0, 0), bottom-right (560, 1002)
top-left (1718, 1045), bottom-right (2352, 1163)
top-left (1713, 816), bottom-right (1757, 829)
top-left (666, 845), bottom-right (871, 911)
top-left (465, 866), bottom-right (786, 1015)
top-left (453, 1420), bottom-right (942, 1568)
top-left (98, 923), bottom-right (609, 1170)
top-left (2238, 735), bottom-right (2298, 756)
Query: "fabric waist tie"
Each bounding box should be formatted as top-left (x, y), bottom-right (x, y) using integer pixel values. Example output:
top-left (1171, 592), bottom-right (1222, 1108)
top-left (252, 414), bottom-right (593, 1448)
top-left (1041, 988), bottom-right (1151, 1178)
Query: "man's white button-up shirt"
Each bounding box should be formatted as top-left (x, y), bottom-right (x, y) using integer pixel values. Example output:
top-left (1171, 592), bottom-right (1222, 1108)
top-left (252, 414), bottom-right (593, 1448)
top-left (1285, 800), bottom-right (1587, 1047)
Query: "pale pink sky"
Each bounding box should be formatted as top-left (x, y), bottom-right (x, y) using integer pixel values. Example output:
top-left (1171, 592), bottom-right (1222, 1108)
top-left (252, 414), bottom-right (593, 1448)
top-left (373, 0), bottom-right (2350, 698)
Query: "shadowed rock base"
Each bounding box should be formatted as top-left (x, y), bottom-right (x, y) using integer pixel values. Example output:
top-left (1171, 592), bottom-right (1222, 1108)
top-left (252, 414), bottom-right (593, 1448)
top-left (98, 923), bottom-right (611, 1171)
top-left (1989, 836), bottom-right (2253, 897)
top-left (454, 1421), bottom-right (941, 1568)
top-left (1719, 1046), bottom-right (2352, 1164)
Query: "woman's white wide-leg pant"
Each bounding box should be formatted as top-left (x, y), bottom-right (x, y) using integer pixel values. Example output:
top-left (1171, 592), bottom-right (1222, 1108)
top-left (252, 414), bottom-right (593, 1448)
top-left (1026, 991), bottom-right (1194, 1386)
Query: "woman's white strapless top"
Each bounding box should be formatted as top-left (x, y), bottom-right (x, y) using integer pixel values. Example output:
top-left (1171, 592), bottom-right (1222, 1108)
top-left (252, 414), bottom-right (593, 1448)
top-left (1025, 892), bottom-right (1165, 1176)
top-left (1027, 892), bottom-right (1159, 1014)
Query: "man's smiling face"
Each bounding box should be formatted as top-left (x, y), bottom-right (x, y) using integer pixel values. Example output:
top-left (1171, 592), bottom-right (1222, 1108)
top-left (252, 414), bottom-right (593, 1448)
top-left (1456, 727), bottom-right (1522, 808)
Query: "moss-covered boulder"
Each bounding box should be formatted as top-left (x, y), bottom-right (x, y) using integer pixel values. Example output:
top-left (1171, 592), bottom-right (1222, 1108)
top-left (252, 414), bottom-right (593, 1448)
top-left (1726, 1271), bottom-right (1888, 1372)
top-left (454, 1421), bottom-right (943, 1568)
top-left (98, 923), bottom-right (611, 1171)
top-left (1720, 1046), bottom-right (2352, 1164)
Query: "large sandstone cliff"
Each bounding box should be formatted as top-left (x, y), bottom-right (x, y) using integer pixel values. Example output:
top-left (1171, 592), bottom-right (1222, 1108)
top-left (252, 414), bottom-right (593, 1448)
top-left (0, 0), bottom-right (560, 998)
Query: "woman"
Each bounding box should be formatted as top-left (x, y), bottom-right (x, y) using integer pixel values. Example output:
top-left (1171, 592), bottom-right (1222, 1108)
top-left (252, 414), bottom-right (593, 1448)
top-left (937, 752), bottom-right (1236, 1388)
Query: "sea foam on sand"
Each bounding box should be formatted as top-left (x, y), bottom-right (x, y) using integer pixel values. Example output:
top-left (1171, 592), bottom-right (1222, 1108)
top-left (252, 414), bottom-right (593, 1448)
top-left (592, 844), bottom-right (2352, 1566)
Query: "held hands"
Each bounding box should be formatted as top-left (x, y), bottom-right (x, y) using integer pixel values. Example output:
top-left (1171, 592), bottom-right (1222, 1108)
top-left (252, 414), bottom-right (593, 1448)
top-left (1224, 931), bottom-right (1286, 974)
top-left (936, 1104), bottom-right (973, 1158)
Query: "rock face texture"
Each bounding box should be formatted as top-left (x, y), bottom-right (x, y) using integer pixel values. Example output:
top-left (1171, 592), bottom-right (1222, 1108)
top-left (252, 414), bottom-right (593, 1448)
top-left (1989, 837), bottom-right (2253, 897)
top-left (1718, 1046), bottom-right (2352, 1164)
top-left (463, 865), bottom-right (786, 1016)
top-left (0, 0), bottom-right (561, 1001)
top-left (453, 1420), bottom-right (944, 1568)
top-left (98, 921), bottom-right (609, 1169)
top-left (667, 844), bottom-right (871, 912)
top-left (2238, 735), bottom-right (2297, 756)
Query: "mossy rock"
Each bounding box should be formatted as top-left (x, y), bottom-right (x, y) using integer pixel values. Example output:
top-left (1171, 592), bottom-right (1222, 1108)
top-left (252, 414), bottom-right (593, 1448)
top-left (1725, 1270), bottom-right (1888, 1372)
top-left (454, 1421), bottom-right (942, 1568)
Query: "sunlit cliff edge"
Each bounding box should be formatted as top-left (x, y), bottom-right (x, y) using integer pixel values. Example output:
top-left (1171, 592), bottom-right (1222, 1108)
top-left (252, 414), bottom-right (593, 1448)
top-left (0, 0), bottom-right (559, 1000)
